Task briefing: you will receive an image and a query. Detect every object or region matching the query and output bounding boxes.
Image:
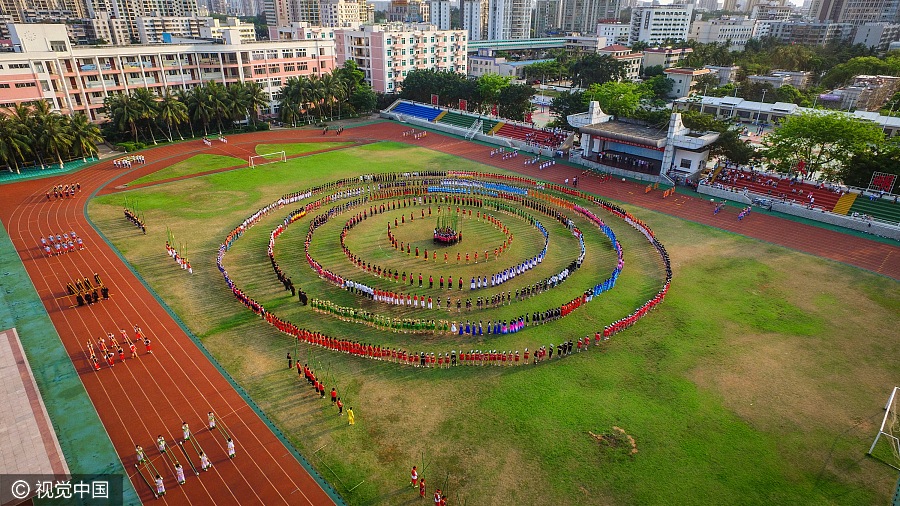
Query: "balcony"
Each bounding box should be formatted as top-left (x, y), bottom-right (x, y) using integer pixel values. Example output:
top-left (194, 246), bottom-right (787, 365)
top-left (84, 80), bottom-right (117, 89)
top-left (200, 72), bottom-right (223, 81)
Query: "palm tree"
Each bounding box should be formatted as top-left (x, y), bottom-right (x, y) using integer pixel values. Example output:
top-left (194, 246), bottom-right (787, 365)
top-left (225, 83), bottom-right (249, 128)
top-left (174, 88), bottom-right (195, 138)
top-left (320, 73), bottom-right (344, 120)
top-left (189, 85), bottom-right (214, 135)
top-left (278, 78), bottom-right (301, 126)
top-left (131, 88), bottom-right (161, 144)
top-left (204, 81), bottom-right (229, 133)
top-left (158, 89), bottom-right (188, 141)
top-left (104, 93), bottom-right (142, 142)
top-left (306, 75), bottom-right (326, 122)
top-left (0, 114), bottom-right (30, 173)
top-left (244, 81), bottom-right (270, 121)
top-left (68, 113), bottom-right (102, 161)
top-left (37, 113), bottom-right (74, 168)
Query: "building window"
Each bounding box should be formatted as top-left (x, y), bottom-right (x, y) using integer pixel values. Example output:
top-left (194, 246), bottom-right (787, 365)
top-left (0, 83), bottom-right (8, 88)
top-left (50, 41), bottom-right (67, 52)
top-left (15, 82), bottom-right (36, 88)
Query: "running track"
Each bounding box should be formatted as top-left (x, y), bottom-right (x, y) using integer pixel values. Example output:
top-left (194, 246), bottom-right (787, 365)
top-left (0, 122), bottom-right (897, 504)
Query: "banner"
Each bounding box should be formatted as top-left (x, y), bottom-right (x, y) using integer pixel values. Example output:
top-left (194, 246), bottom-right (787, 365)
top-left (868, 171), bottom-right (897, 193)
top-left (459, 99), bottom-right (467, 111)
top-left (431, 94), bottom-right (439, 106)
top-left (491, 104), bottom-right (498, 116)
top-left (525, 112), bottom-right (533, 124)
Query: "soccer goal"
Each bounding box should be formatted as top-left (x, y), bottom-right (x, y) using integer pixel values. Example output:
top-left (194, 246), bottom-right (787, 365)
top-left (249, 151), bottom-right (287, 167)
top-left (868, 386), bottom-right (900, 471)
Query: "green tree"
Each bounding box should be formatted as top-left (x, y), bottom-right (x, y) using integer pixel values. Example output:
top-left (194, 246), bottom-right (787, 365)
top-left (549, 91), bottom-right (588, 127)
top-left (497, 83), bottom-right (535, 121)
top-left (0, 113), bottom-right (30, 173)
top-left (774, 84), bottom-right (803, 104)
top-left (585, 81), bottom-right (648, 118)
top-left (842, 138), bottom-right (900, 187)
top-left (158, 89), bottom-right (189, 140)
top-left (68, 113), bottom-right (102, 160)
top-left (36, 113), bottom-right (73, 168)
top-left (681, 110), bottom-right (759, 165)
top-left (762, 111), bottom-right (885, 178)
top-left (570, 54), bottom-right (624, 87)
top-left (103, 93), bottom-right (142, 142)
top-left (643, 75), bottom-right (674, 100)
top-left (350, 83), bottom-right (377, 114)
top-left (642, 65), bottom-right (665, 78)
top-left (477, 74), bottom-right (512, 111)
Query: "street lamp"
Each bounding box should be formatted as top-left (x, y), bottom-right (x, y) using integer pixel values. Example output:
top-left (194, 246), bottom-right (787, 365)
top-left (756, 88), bottom-right (767, 125)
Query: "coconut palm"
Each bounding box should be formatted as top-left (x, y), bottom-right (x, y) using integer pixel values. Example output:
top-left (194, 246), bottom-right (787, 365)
top-left (320, 73), bottom-right (344, 120)
top-left (0, 114), bottom-right (30, 173)
top-left (130, 88), bottom-right (161, 143)
top-left (158, 89), bottom-right (189, 141)
top-left (174, 88), bottom-right (195, 138)
top-left (205, 81), bottom-right (229, 133)
top-left (225, 83), bottom-right (249, 127)
top-left (189, 85), bottom-right (215, 135)
top-left (244, 81), bottom-right (270, 121)
top-left (68, 113), bottom-right (102, 161)
top-left (36, 113), bottom-right (74, 168)
top-left (104, 93), bottom-right (143, 142)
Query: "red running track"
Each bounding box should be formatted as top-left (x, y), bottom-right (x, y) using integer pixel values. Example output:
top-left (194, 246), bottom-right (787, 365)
top-left (0, 131), bottom-right (342, 505)
top-left (0, 123), bottom-right (897, 505)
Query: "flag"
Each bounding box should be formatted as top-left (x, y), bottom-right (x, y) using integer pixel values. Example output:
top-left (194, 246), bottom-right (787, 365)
top-left (459, 99), bottom-right (467, 111)
top-left (525, 111), bottom-right (533, 123)
top-left (491, 104), bottom-right (498, 116)
top-left (431, 94), bottom-right (439, 106)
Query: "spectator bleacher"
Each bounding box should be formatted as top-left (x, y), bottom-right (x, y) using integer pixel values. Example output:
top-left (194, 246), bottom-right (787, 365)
top-left (713, 168), bottom-right (842, 210)
top-left (392, 102), bottom-right (444, 122)
top-left (848, 194), bottom-right (900, 223)
top-left (496, 123), bottom-right (567, 148)
top-left (437, 111), bottom-right (477, 130)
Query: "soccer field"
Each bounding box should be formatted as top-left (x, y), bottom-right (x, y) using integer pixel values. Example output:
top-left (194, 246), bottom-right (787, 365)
top-left (88, 140), bottom-right (900, 505)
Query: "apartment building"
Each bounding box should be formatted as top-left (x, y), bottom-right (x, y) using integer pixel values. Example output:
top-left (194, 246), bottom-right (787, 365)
top-left (462, 0), bottom-right (490, 40)
top-left (318, 0), bottom-right (361, 27)
top-left (597, 43), bottom-right (642, 81)
top-left (429, 0), bottom-right (451, 30)
top-left (664, 67), bottom-right (713, 98)
top-left (641, 46), bottom-right (692, 69)
top-left (628, 4), bottom-right (693, 46)
top-left (766, 20), bottom-right (854, 45)
top-left (334, 22), bottom-right (467, 93)
top-left (135, 16), bottom-right (255, 44)
top-left (487, 0), bottom-right (535, 40)
top-left (1, 23), bottom-right (335, 120)
top-left (688, 16), bottom-right (757, 50)
top-left (596, 21), bottom-right (630, 44)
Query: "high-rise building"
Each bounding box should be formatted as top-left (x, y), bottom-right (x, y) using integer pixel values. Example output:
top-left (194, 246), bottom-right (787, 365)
top-left (532, 0), bottom-right (562, 36)
top-left (429, 0), bottom-right (450, 29)
top-left (596, 21), bottom-right (629, 44)
top-left (487, 0), bottom-right (535, 40)
top-left (334, 22), bottom-right (467, 93)
top-left (462, 0), bottom-right (489, 40)
top-left (766, 20), bottom-right (853, 44)
top-left (318, 0), bottom-right (360, 27)
top-left (628, 4), bottom-right (693, 45)
top-left (808, 0), bottom-right (900, 24)
top-left (559, 0), bottom-right (619, 34)
top-left (688, 16), bottom-right (757, 50)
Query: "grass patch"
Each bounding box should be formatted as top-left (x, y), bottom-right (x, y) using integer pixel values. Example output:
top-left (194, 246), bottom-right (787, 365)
top-left (89, 140), bottom-right (900, 506)
top-left (128, 153), bottom-right (244, 186)
top-left (255, 142), bottom-right (353, 157)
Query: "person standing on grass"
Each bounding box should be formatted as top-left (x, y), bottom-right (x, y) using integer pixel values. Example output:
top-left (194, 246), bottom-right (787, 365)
top-left (419, 477), bottom-right (426, 498)
top-left (337, 397), bottom-right (343, 415)
top-left (331, 388), bottom-right (337, 405)
top-left (287, 352), bottom-right (292, 369)
top-left (347, 407), bottom-right (355, 425)
top-left (411, 466), bottom-right (418, 488)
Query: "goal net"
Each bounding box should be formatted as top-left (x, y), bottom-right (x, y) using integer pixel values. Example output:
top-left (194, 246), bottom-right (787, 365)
top-left (249, 151), bottom-right (286, 167)
top-left (868, 386), bottom-right (900, 471)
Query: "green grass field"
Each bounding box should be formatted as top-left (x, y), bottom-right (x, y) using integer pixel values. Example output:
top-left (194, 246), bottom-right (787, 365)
top-left (127, 153), bottom-right (245, 186)
top-left (255, 142), bottom-right (353, 157)
top-left (88, 140), bottom-right (900, 506)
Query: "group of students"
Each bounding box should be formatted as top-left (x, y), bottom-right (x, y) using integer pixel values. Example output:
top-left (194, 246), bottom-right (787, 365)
top-left (46, 183), bottom-right (80, 200)
top-left (113, 154), bottom-right (145, 168)
top-left (165, 241), bottom-right (192, 274)
top-left (410, 466), bottom-right (448, 505)
top-left (41, 231), bottom-right (84, 256)
top-left (124, 208), bottom-right (146, 234)
top-left (67, 272), bottom-right (111, 307)
top-left (87, 326), bottom-right (150, 370)
top-left (138, 412), bottom-right (235, 497)
top-left (294, 358), bottom-right (355, 425)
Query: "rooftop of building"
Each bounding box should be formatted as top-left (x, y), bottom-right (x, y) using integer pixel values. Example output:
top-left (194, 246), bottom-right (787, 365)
top-left (675, 95), bottom-right (900, 127)
top-left (580, 120), bottom-right (669, 148)
top-left (643, 46), bottom-right (694, 53)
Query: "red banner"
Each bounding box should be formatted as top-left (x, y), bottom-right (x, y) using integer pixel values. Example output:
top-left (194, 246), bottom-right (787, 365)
top-left (459, 99), bottom-right (467, 111)
top-left (491, 104), bottom-right (498, 116)
top-left (525, 112), bottom-right (533, 123)
top-left (431, 94), bottom-right (439, 106)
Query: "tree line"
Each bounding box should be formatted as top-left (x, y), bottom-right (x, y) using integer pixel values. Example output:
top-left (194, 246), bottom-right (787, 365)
top-left (0, 101), bottom-right (102, 173)
top-left (395, 70), bottom-right (536, 121)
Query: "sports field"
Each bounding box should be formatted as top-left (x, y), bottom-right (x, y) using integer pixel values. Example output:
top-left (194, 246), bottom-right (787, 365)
top-left (87, 137), bottom-right (899, 505)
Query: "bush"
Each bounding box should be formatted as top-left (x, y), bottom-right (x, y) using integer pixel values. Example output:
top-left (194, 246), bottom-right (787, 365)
top-left (117, 141), bottom-right (147, 152)
top-left (255, 121), bottom-right (270, 131)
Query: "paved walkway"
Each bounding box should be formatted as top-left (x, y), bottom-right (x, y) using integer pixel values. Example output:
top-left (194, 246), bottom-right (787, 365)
top-left (0, 328), bottom-right (68, 476)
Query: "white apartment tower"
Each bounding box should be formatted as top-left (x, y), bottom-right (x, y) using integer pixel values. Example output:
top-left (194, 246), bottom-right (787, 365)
top-left (319, 0), bottom-right (360, 27)
top-left (488, 0), bottom-right (535, 39)
top-left (429, 0), bottom-right (451, 29)
top-left (462, 0), bottom-right (489, 40)
top-left (629, 4), bottom-right (693, 45)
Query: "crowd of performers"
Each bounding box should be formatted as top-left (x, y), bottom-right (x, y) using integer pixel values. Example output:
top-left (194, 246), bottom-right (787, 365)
top-left (125, 208), bottom-right (146, 234)
top-left (213, 172), bottom-right (672, 366)
top-left (47, 183), bottom-right (80, 200)
top-left (113, 154), bottom-right (145, 168)
top-left (41, 231), bottom-right (85, 256)
top-left (165, 241), bottom-right (192, 274)
top-left (85, 325), bottom-right (151, 371)
top-left (67, 272), bottom-right (110, 307)
top-left (134, 411), bottom-right (234, 498)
